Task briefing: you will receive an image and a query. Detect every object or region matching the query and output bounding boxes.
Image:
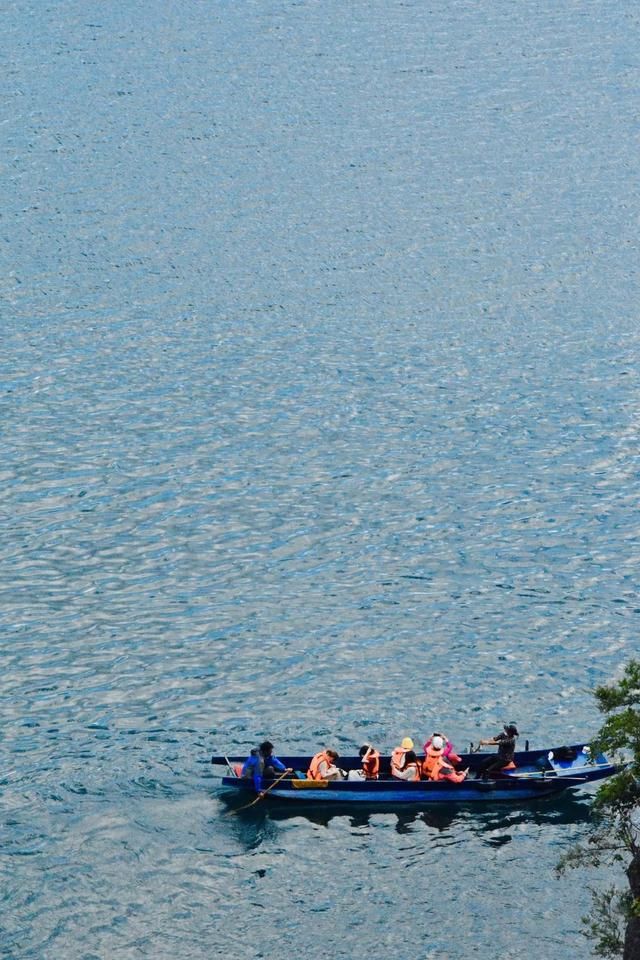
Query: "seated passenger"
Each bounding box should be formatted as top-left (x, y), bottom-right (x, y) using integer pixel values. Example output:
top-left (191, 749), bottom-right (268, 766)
top-left (422, 735), bottom-right (467, 783)
top-left (361, 743), bottom-right (380, 780)
top-left (392, 749), bottom-right (420, 781)
top-left (241, 741), bottom-right (292, 791)
top-left (347, 744), bottom-right (381, 781)
top-left (391, 737), bottom-right (414, 777)
top-left (307, 748), bottom-right (343, 781)
top-left (423, 731), bottom-right (461, 765)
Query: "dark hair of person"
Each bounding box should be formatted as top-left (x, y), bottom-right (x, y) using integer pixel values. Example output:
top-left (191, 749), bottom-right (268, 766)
top-left (403, 750), bottom-right (417, 768)
top-left (327, 749), bottom-right (339, 760)
top-left (260, 741), bottom-right (274, 754)
top-left (359, 744), bottom-right (371, 757)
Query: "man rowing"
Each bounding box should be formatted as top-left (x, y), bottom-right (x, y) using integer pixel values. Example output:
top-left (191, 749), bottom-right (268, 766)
top-left (476, 723), bottom-right (519, 779)
top-left (241, 741), bottom-right (292, 791)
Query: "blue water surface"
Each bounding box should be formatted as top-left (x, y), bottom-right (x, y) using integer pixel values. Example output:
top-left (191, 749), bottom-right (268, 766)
top-left (3, 1), bottom-right (640, 957)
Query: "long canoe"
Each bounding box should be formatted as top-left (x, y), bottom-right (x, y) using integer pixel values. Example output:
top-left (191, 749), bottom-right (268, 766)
top-left (211, 742), bottom-right (619, 806)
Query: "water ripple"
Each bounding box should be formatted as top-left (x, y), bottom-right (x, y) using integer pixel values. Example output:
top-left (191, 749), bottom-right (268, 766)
top-left (4, 0), bottom-right (640, 957)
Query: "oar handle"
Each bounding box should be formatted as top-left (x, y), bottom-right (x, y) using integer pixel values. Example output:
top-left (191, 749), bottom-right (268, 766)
top-left (231, 768), bottom-right (292, 813)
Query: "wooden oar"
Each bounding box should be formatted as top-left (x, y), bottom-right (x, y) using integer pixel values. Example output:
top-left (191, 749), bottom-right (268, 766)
top-left (230, 769), bottom-right (291, 813)
top-left (548, 776), bottom-right (589, 783)
top-left (506, 767), bottom-right (597, 779)
top-left (495, 768), bottom-right (590, 782)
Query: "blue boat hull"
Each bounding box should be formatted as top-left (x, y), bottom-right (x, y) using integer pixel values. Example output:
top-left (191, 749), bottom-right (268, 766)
top-left (219, 775), bottom-right (570, 804)
top-left (212, 742), bottom-right (618, 806)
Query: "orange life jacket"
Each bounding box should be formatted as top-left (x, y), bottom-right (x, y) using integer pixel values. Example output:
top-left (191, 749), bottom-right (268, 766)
top-left (391, 745), bottom-right (407, 775)
top-left (391, 759), bottom-right (420, 781)
top-left (423, 737), bottom-right (461, 765)
top-left (362, 749), bottom-right (380, 780)
top-left (422, 745), bottom-right (452, 782)
top-left (307, 751), bottom-right (333, 781)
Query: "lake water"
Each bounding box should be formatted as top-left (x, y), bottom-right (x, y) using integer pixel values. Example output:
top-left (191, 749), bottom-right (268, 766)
top-left (3, 1), bottom-right (640, 957)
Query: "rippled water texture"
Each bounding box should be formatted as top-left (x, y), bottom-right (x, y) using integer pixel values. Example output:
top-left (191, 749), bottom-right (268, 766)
top-left (3, 1), bottom-right (640, 957)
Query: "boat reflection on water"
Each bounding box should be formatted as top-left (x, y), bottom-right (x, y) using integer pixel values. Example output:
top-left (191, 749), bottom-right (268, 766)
top-left (218, 790), bottom-right (593, 838)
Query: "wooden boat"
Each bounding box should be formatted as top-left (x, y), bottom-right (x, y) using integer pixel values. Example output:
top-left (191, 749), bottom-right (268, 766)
top-left (211, 742), bottom-right (619, 806)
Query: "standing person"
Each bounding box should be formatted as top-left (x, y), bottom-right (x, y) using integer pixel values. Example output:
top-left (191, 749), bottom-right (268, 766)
top-left (423, 732), bottom-right (462, 765)
top-left (476, 723), bottom-right (519, 779)
top-left (241, 741), bottom-right (292, 792)
top-left (422, 736), bottom-right (468, 783)
top-left (307, 748), bottom-right (344, 781)
top-left (390, 737), bottom-right (414, 777)
top-left (391, 749), bottom-right (421, 781)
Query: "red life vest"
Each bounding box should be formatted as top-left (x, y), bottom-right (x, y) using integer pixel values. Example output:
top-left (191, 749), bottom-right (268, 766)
top-left (362, 748), bottom-right (380, 780)
top-left (307, 751), bottom-right (332, 781)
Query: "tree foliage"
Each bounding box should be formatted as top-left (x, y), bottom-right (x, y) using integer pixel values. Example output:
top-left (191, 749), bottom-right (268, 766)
top-left (557, 660), bottom-right (640, 959)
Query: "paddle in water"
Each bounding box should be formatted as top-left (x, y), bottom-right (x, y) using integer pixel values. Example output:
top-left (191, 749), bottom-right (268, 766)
top-left (230, 769), bottom-right (291, 813)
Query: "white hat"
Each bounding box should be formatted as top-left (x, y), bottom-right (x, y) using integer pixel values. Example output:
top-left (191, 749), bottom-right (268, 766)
top-left (431, 735), bottom-right (444, 750)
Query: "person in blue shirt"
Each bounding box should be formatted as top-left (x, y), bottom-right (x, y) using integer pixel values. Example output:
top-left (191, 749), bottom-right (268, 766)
top-left (241, 741), bottom-right (292, 792)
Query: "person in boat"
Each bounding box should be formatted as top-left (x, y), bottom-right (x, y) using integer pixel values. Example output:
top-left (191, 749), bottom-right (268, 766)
top-left (390, 737), bottom-right (415, 777)
top-left (391, 749), bottom-right (421, 781)
top-left (423, 732), bottom-right (461, 766)
top-left (360, 743), bottom-right (380, 779)
top-left (347, 744), bottom-right (381, 781)
top-left (422, 735), bottom-right (468, 783)
top-left (476, 723), bottom-right (519, 779)
top-left (307, 748), bottom-right (344, 781)
top-left (241, 741), bottom-right (292, 791)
